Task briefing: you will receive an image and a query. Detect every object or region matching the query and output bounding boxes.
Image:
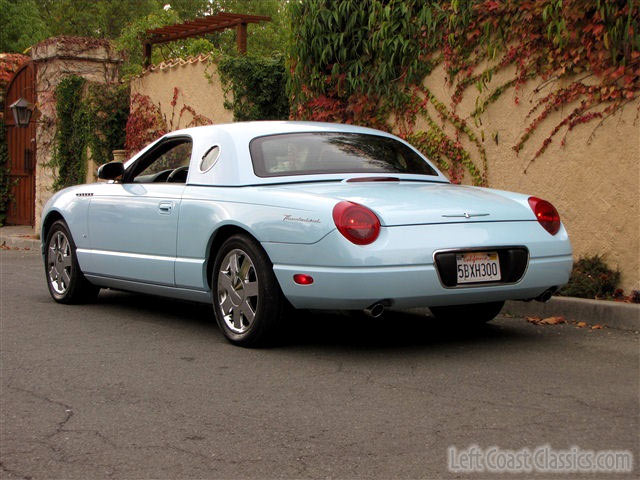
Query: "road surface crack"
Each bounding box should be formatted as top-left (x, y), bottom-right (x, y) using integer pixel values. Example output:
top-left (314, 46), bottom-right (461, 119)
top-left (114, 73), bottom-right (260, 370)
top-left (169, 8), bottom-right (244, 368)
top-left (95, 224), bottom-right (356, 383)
top-left (0, 460), bottom-right (33, 480)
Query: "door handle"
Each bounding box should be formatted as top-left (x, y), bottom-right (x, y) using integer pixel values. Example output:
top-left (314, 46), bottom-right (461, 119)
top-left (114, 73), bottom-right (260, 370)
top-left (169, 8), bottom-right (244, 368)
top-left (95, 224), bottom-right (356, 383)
top-left (158, 201), bottom-right (173, 214)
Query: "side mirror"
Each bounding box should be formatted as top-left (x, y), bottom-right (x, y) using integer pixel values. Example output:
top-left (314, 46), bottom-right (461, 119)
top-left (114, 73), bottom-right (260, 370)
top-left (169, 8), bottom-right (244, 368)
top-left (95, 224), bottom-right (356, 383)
top-left (97, 161), bottom-right (124, 180)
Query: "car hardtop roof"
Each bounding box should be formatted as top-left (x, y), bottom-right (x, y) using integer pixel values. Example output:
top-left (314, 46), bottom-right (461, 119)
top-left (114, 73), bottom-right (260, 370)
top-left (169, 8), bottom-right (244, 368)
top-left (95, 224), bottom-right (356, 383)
top-left (165, 121), bottom-right (400, 142)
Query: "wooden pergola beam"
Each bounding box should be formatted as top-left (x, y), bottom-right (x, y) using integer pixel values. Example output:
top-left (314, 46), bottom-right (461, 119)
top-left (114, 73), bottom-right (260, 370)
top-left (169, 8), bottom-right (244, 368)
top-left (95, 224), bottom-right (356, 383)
top-left (237, 23), bottom-right (247, 55)
top-left (148, 19), bottom-right (243, 45)
top-left (142, 13), bottom-right (271, 67)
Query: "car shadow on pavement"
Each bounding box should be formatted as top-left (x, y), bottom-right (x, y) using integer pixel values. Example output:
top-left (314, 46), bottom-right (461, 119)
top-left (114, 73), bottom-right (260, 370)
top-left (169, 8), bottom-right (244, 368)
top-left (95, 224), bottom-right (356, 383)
top-left (95, 289), bottom-right (214, 326)
top-left (94, 290), bottom-right (533, 352)
top-left (278, 309), bottom-right (533, 352)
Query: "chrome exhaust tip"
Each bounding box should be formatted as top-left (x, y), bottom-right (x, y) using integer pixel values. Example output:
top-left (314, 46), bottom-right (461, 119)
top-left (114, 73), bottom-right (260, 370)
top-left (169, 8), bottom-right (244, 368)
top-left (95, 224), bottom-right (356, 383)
top-left (535, 288), bottom-right (557, 303)
top-left (363, 303), bottom-right (385, 318)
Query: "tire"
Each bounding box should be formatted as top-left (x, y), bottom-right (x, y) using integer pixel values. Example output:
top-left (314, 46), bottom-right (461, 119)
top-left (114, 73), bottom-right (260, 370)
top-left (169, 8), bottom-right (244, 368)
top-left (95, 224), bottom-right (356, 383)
top-left (44, 220), bottom-right (100, 304)
top-left (429, 301), bottom-right (504, 324)
top-left (212, 234), bottom-right (285, 347)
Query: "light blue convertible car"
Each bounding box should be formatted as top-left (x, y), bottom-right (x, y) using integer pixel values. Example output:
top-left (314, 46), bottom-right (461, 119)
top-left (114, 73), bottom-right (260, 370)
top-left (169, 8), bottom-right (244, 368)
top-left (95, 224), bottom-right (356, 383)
top-left (42, 121), bottom-right (572, 346)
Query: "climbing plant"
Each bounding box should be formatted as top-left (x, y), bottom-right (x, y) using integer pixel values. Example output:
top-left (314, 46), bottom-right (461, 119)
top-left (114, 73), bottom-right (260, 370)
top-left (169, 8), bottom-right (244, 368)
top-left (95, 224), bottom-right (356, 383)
top-left (84, 82), bottom-right (130, 166)
top-left (217, 55), bottom-right (289, 121)
top-left (50, 76), bottom-right (130, 191)
top-left (125, 87), bottom-right (212, 155)
top-left (125, 92), bottom-right (168, 155)
top-left (0, 117), bottom-right (12, 225)
top-left (288, 0), bottom-right (640, 184)
top-left (50, 75), bottom-right (89, 190)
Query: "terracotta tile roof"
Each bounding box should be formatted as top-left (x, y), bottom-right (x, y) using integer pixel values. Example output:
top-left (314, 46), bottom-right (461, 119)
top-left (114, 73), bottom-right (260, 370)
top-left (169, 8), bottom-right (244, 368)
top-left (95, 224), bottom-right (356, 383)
top-left (139, 53), bottom-right (212, 76)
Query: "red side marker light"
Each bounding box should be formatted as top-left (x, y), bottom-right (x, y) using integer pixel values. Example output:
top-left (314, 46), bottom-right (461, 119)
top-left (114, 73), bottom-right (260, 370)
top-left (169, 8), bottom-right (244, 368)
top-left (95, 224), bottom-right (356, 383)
top-left (293, 274), bottom-right (314, 285)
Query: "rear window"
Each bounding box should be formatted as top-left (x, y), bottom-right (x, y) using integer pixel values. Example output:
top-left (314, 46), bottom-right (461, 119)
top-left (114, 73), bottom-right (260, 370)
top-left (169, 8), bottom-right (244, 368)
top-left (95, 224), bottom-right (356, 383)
top-left (249, 132), bottom-right (438, 177)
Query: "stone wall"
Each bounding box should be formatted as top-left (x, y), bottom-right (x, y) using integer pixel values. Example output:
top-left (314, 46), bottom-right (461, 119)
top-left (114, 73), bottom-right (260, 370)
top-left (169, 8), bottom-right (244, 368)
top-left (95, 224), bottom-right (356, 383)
top-left (129, 56), bottom-right (232, 129)
top-left (417, 63), bottom-right (639, 292)
top-left (32, 36), bottom-right (120, 232)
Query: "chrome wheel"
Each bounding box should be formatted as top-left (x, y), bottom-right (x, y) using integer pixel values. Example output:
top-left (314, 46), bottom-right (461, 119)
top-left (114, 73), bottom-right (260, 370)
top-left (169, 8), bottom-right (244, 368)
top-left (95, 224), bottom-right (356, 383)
top-left (217, 249), bottom-right (259, 334)
top-left (47, 231), bottom-right (72, 295)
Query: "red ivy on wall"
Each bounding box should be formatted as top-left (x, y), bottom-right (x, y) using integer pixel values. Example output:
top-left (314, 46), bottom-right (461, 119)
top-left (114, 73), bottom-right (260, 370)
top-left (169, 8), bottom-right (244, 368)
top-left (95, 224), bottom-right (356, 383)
top-left (125, 87), bottom-right (212, 155)
top-left (289, 0), bottom-right (640, 184)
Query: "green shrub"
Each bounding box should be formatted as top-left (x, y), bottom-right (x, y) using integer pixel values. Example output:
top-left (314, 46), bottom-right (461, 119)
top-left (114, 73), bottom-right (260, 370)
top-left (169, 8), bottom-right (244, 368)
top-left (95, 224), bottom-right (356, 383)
top-left (558, 255), bottom-right (621, 299)
top-left (217, 55), bottom-right (289, 121)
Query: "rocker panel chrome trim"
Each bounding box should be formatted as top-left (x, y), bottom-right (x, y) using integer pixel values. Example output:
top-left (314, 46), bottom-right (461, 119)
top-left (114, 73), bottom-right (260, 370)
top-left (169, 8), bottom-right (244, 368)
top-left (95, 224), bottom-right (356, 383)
top-left (84, 274), bottom-right (211, 303)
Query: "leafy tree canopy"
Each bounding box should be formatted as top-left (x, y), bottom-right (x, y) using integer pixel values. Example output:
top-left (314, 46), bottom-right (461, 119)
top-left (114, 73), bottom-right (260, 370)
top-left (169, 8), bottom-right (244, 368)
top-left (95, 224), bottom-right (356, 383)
top-left (0, 0), bottom-right (49, 53)
top-left (1, 0), bottom-right (286, 75)
top-left (35, 0), bottom-right (161, 38)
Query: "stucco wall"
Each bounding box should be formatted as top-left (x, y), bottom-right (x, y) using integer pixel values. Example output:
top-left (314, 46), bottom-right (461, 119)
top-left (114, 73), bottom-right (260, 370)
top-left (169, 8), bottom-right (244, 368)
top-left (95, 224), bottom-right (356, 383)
top-left (130, 56), bottom-right (638, 291)
top-left (129, 57), bottom-right (232, 129)
top-left (417, 63), bottom-right (639, 291)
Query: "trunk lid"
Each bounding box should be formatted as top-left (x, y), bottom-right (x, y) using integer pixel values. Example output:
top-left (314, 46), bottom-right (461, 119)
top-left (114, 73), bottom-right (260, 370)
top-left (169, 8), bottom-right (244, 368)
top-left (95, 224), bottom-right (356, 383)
top-left (277, 181), bottom-right (534, 226)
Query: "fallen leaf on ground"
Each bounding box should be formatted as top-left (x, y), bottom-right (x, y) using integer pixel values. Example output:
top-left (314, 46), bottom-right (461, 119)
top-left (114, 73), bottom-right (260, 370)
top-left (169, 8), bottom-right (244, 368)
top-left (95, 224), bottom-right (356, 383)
top-left (576, 321), bottom-right (587, 328)
top-left (540, 316), bottom-right (565, 325)
top-left (591, 324), bottom-right (604, 330)
top-left (526, 315), bottom-right (565, 325)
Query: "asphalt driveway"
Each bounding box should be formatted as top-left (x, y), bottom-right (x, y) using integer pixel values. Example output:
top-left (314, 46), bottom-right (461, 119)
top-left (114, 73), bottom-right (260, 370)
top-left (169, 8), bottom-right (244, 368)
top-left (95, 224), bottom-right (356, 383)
top-left (1, 249), bottom-right (638, 479)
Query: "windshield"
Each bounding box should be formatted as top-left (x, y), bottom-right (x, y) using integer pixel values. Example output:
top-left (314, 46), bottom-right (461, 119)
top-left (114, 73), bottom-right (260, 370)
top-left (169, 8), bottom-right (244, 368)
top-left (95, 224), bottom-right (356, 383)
top-left (249, 132), bottom-right (439, 177)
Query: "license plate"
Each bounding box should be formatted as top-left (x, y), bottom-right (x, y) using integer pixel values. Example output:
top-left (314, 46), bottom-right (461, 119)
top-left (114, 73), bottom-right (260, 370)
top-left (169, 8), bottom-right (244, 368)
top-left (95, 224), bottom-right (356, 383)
top-left (456, 252), bottom-right (501, 284)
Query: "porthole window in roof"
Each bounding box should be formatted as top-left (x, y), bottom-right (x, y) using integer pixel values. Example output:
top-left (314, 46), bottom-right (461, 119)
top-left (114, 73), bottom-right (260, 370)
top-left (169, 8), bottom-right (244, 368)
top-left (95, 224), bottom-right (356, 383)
top-left (200, 145), bottom-right (220, 172)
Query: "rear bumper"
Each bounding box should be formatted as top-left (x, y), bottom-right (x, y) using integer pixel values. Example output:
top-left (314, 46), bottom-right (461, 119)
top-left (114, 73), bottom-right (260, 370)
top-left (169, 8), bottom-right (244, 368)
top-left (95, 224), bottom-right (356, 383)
top-left (264, 221), bottom-right (572, 310)
top-left (273, 255), bottom-right (572, 309)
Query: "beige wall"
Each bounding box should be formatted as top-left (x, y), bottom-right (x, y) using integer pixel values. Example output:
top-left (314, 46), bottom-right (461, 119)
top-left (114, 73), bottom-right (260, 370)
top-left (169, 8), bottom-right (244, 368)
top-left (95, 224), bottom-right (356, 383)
top-left (130, 58), bottom-right (232, 129)
top-left (416, 63), bottom-right (639, 291)
top-left (130, 57), bottom-right (639, 291)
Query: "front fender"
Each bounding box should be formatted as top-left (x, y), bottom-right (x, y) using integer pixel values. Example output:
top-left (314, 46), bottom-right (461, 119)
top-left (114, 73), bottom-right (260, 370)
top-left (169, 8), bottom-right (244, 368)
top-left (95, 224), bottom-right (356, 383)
top-left (41, 186), bottom-right (93, 252)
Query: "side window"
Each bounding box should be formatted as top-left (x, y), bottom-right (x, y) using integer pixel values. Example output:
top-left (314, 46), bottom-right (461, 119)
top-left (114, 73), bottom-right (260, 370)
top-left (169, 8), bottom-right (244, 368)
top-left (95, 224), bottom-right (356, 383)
top-left (199, 145), bottom-right (220, 172)
top-left (130, 139), bottom-right (192, 183)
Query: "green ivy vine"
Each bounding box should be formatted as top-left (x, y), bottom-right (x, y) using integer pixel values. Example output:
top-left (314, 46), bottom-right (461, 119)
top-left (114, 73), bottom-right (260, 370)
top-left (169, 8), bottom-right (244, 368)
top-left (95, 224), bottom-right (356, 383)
top-left (217, 55), bottom-right (289, 121)
top-left (0, 117), bottom-right (13, 226)
top-left (288, 0), bottom-right (640, 185)
top-left (51, 75), bottom-right (129, 191)
top-left (51, 75), bottom-right (89, 191)
top-left (84, 82), bottom-right (130, 167)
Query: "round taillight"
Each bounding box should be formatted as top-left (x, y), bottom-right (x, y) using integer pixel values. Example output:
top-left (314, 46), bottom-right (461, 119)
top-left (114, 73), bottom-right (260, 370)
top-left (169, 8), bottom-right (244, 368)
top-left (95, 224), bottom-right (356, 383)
top-left (332, 201), bottom-right (381, 245)
top-left (528, 196), bottom-right (560, 235)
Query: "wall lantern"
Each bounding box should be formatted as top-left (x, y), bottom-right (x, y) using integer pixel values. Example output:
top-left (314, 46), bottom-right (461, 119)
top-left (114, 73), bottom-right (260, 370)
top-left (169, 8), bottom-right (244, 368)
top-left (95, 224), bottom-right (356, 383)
top-left (9, 97), bottom-right (34, 127)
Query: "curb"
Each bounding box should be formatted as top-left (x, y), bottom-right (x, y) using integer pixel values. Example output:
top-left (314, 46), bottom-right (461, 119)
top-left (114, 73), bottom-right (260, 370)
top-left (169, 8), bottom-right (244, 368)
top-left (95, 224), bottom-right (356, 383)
top-left (0, 233), bottom-right (40, 251)
top-left (504, 297), bottom-right (640, 332)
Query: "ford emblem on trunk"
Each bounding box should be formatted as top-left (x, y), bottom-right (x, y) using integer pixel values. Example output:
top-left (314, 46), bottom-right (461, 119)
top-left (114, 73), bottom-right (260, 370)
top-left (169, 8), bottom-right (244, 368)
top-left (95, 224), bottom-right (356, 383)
top-left (442, 213), bottom-right (490, 218)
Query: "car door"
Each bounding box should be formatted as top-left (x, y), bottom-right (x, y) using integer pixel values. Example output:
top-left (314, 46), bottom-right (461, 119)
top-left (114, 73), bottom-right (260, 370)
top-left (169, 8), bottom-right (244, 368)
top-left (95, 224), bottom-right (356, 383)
top-left (86, 136), bottom-right (192, 286)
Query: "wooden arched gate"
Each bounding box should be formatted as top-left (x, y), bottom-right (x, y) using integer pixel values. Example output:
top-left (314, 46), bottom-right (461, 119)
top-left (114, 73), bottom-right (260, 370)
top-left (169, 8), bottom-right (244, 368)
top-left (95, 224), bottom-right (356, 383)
top-left (3, 61), bottom-right (36, 226)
